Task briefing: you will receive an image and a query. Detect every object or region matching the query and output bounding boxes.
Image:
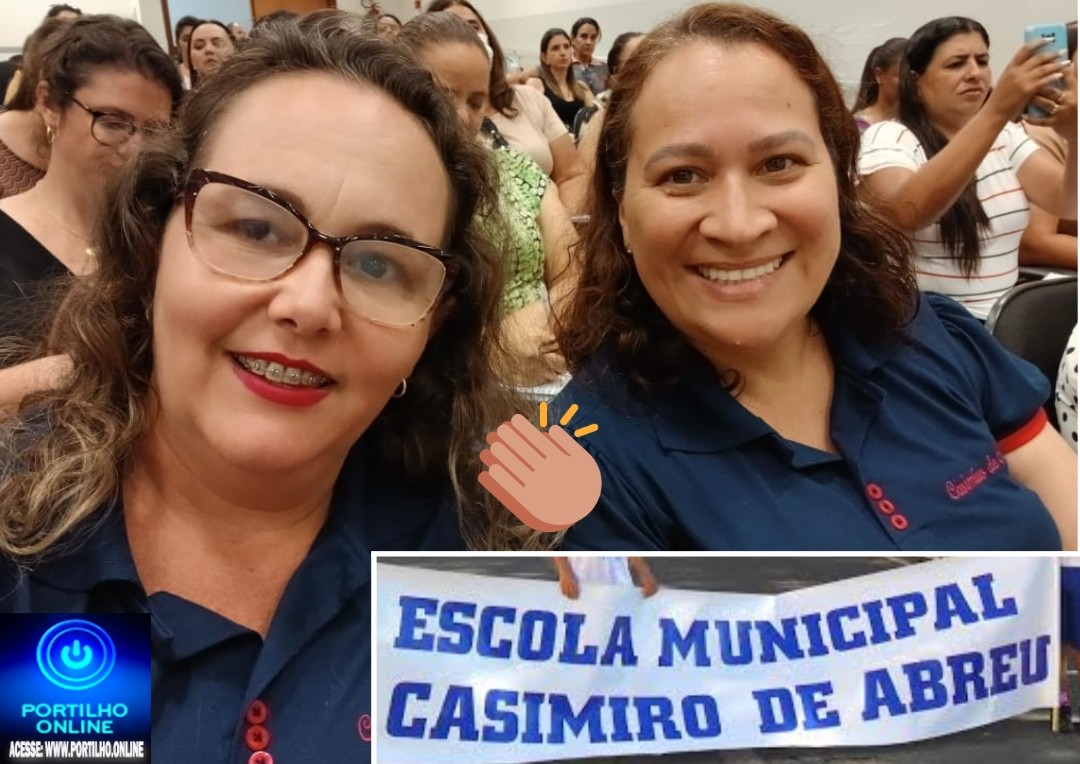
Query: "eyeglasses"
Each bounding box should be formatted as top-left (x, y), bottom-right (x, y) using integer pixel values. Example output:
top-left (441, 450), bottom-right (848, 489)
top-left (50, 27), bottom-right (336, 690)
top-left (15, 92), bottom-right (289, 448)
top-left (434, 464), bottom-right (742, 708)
top-left (183, 169), bottom-right (458, 327)
top-left (68, 95), bottom-right (165, 147)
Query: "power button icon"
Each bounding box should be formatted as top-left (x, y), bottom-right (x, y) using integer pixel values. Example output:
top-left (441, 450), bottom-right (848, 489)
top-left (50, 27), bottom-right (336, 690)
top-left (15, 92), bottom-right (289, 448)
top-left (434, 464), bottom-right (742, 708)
top-left (36, 620), bottom-right (116, 691)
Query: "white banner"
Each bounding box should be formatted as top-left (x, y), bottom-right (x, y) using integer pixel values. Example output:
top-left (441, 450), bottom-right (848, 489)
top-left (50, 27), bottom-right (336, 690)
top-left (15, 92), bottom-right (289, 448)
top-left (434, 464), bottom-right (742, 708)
top-left (375, 558), bottom-right (1059, 763)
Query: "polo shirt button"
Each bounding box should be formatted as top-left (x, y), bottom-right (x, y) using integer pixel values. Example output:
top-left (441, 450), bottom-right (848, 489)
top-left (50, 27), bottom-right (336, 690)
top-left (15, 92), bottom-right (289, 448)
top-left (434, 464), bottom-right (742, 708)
top-left (245, 725), bottom-right (271, 751)
top-left (245, 700), bottom-right (269, 725)
top-left (877, 499), bottom-right (895, 515)
top-left (248, 753), bottom-right (273, 764)
top-left (891, 514), bottom-right (909, 531)
top-left (866, 483), bottom-right (883, 500)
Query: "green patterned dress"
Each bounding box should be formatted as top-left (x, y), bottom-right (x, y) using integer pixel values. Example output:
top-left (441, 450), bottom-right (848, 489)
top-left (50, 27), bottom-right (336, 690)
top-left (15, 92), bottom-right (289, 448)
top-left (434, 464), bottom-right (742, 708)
top-left (488, 147), bottom-right (550, 313)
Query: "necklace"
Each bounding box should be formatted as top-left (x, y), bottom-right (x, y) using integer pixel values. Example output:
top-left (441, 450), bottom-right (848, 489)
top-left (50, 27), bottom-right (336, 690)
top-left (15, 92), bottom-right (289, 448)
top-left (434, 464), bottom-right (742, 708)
top-left (33, 184), bottom-right (97, 263)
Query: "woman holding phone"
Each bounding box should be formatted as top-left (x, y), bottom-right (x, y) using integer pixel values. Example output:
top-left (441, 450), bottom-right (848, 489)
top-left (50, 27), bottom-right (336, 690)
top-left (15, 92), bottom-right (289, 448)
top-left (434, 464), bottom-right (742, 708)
top-left (858, 17), bottom-right (1076, 319)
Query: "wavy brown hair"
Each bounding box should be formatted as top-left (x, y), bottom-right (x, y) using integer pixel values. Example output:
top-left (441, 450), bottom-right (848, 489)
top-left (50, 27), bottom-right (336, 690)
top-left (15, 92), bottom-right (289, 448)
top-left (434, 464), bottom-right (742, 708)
top-left (425, 0), bottom-right (518, 118)
top-left (557, 2), bottom-right (917, 390)
top-left (0, 13), bottom-right (553, 560)
top-left (38, 15), bottom-right (183, 111)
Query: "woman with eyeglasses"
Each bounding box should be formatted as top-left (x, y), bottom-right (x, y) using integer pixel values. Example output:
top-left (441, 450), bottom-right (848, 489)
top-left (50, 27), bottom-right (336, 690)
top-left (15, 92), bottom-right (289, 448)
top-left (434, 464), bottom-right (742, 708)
top-left (0, 13), bottom-right (546, 763)
top-left (0, 15), bottom-right (180, 348)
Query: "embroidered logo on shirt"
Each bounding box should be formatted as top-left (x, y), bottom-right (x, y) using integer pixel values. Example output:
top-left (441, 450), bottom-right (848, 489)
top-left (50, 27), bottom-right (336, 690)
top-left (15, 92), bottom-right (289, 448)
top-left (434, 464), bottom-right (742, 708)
top-left (358, 714), bottom-right (371, 743)
top-left (945, 451), bottom-right (1005, 500)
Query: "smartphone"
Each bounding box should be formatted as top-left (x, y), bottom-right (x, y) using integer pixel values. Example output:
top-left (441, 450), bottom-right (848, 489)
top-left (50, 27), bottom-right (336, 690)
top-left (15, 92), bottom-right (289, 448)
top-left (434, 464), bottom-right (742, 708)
top-left (1024, 23), bottom-right (1069, 118)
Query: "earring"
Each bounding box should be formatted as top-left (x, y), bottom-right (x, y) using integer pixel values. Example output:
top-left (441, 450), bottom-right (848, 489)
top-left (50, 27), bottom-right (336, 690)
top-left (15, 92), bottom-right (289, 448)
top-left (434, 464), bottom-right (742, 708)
top-left (392, 378), bottom-right (407, 398)
top-left (45, 124), bottom-right (55, 145)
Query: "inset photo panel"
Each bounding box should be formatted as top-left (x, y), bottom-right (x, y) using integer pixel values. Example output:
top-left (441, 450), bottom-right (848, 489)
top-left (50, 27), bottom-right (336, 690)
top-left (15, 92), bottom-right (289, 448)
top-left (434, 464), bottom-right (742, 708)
top-left (372, 555), bottom-right (1080, 763)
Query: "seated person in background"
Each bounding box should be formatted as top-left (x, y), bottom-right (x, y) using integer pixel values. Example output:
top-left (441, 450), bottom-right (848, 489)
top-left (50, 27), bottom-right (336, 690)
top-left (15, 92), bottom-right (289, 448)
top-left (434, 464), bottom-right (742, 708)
top-left (858, 17), bottom-right (1076, 320)
top-left (570, 17), bottom-right (609, 95)
top-left (0, 16), bottom-right (547, 764)
top-left (0, 15), bottom-right (181, 346)
top-left (0, 18), bottom-right (71, 199)
top-left (172, 15), bottom-right (198, 90)
top-left (401, 13), bottom-right (577, 389)
top-left (426, 0), bottom-right (588, 213)
top-left (527, 28), bottom-right (595, 131)
top-left (186, 19), bottom-right (236, 89)
top-left (553, 3), bottom-right (1076, 552)
top-left (375, 13), bottom-right (402, 41)
top-left (228, 22), bottom-right (249, 45)
top-left (851, 37), bottom-right (906, 131)
top-left (595, 31), bottom-right (643, 108)
top-left (578, 31), bottom-right (644, 178)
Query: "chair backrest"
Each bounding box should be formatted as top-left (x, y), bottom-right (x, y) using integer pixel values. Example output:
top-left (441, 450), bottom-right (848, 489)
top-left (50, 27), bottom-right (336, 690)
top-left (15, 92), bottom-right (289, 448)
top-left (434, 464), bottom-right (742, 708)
top-left (571, 104), bottom-right (599, 143)
top-left (984, 276), bottom-right (1078, 427)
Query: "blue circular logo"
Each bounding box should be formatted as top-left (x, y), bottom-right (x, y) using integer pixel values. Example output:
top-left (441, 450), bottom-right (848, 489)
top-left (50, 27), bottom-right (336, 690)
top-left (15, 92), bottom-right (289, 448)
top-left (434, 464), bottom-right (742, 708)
top-left (36, 620), bottom-right (116, 691)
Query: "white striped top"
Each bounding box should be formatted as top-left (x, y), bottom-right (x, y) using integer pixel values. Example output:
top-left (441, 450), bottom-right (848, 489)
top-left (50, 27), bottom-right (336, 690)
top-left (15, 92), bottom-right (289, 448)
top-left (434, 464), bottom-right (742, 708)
top-left (858, 120), bottom-right (1040, 319)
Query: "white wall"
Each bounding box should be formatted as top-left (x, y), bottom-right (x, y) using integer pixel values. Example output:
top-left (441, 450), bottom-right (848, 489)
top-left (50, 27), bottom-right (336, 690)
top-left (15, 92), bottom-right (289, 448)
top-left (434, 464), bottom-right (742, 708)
top-left (138, 0), bottom-right (169, 51)
top-left (0, 0), bottom-right (142, 53)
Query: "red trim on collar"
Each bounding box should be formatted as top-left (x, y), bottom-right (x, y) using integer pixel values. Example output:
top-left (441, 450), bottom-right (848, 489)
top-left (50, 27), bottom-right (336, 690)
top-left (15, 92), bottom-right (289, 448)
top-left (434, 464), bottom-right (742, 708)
top-left (996, 409), bottom-right (1048, 454)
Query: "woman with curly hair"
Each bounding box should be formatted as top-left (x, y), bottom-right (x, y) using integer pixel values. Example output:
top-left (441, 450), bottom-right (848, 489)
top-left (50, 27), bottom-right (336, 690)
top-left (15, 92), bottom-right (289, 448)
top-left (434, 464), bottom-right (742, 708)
top-left (0, 14), bottom-right (547, 763)
top-left (552, 3), bottom-right (1075, 551)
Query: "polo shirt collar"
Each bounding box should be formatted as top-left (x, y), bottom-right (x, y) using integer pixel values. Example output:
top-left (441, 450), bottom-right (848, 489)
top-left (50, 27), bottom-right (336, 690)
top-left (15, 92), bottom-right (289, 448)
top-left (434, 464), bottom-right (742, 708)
top-left (29, 498), bottom-right (140, 593)
top-left (23, 440), bottom-right (413, 668)
top-left (640, 319), bottom-right (903, 455)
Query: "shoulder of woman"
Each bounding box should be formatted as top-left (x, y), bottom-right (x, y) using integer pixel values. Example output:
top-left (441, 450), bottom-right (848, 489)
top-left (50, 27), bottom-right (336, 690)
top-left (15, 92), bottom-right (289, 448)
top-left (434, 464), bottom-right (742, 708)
top-left (513, 84), bottom-right (549, 107)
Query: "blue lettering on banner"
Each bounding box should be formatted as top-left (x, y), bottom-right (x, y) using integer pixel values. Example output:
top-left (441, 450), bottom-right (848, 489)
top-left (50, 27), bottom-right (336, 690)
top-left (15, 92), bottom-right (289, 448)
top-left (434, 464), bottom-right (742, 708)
top-left (395, 575), bottom-right (1020, 670)
top-left (438, 601), bottom-right (477, 654)
top-left (384, 572), bottom-right (1045, 749)
top-left (558, 614), bottom-right (599, 665)
top-left (385, 684), bottom-right (728, 744)
top-left (682, 696), bottom-right (722, 737)
top-left (548, 695), bottom-right (606, 744)
top-left (753, 683), bottom-right (840, 733)
top-left (658, 619), bottom-right (709, 667)
top-left (394, 597), bottom-right (438, 650)
top-left (862, 636), bottom-right (1050, 721)
top-left (478, 606), bottom-right (515, 659)
top-left (483, 690), bottom-right (518, 743)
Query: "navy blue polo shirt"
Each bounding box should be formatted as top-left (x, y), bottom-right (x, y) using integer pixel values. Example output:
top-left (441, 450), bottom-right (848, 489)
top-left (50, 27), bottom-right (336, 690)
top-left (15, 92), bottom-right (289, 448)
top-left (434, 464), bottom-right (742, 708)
top-left (0, 441), bottom-right (465, 764)
top-left (558, 293), bottom-right (1062, 551)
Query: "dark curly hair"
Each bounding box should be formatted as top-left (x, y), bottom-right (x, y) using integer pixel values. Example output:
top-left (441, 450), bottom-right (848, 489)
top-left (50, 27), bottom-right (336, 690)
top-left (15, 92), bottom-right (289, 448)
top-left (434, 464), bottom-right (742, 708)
top-left (556, 2), bottom-right (917, 391)
top-left (0, 13), bottom-right (550, 559)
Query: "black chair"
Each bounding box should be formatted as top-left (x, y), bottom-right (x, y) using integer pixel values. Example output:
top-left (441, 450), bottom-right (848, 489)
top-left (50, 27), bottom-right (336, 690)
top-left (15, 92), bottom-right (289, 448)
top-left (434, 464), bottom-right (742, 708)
top-left (984, 276), bottom-right (1077, 428)
top-left (571, 104), bottom-right (599, 143)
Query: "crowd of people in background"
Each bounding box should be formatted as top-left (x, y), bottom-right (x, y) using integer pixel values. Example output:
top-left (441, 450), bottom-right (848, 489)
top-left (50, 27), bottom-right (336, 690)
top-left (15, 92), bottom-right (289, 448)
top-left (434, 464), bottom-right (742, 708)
top-left (0, 1), bottom-right (1075, 758)
top-left (0, 3), bottom-right (1072, 545)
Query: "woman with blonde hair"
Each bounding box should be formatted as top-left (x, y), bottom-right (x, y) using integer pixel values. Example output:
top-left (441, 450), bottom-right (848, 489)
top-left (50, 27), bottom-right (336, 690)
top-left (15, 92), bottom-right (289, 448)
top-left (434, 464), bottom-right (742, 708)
top-left (0, 15), bottom-right (547, 763)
